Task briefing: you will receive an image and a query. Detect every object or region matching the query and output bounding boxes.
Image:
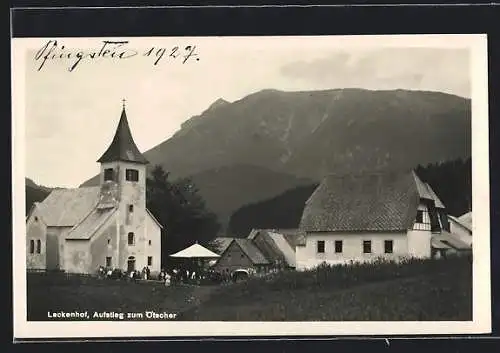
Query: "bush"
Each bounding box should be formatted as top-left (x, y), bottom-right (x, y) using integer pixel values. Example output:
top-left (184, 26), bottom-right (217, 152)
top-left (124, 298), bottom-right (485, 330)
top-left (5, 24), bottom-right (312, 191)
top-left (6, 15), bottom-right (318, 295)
top-left (180, 255), bottom-right (472, 321)
top-left (204, 255), bottom-right (472, 303)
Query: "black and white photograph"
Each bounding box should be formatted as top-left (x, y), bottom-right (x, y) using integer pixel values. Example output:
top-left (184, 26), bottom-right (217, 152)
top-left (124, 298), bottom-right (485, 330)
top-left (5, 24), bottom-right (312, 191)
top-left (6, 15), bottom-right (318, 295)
top-left (12, 34), bottom-right (491, 338)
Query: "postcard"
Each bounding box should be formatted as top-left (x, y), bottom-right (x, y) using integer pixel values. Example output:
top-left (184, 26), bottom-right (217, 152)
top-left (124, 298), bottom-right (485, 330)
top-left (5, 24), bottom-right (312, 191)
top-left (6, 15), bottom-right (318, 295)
top-left (12, 34), bottom-right (491, 339)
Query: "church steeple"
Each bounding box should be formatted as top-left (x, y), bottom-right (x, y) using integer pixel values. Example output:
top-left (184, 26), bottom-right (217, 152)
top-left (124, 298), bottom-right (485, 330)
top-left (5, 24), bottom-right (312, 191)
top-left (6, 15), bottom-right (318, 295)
top-left (97, 102), bottom-right (149, 165)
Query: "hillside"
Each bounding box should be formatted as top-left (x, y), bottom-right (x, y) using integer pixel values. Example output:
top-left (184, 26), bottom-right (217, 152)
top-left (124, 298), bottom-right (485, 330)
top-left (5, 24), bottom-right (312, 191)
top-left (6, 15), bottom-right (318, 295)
top-left (81, 88), bottom-right (471, 230)
top-left (228, 183), bottom-right (319, 237)
top-left (25, 178), bottom-right (51, 215)
top-left (187, 165), bottom-right (313, 231)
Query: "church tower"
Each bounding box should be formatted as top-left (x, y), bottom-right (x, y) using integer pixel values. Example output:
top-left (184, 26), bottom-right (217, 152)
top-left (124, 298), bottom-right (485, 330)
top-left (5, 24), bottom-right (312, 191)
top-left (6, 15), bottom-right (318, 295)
top-left (97, 101), bottom-right (150, 272)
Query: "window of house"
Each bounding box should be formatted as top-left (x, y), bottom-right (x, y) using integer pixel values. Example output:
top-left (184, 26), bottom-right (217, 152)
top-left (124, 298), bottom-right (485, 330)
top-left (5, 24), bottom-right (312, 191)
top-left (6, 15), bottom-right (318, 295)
top-left (147, 256), bottom-right (153, 266)
top-left (416, 210), bottom-right (424, 223)
top-left (36, 239), bottom-right (41, 254)
top-left (104, 168), bottom-right (114, 181)
top-left (317, 240), bottom-right (325, 253)
top-left (125, 169), bottom-right (139, 182)
top-left (335, 240), bottom-right (343, 253)
top-left (128, 204), bottom-right (134, 213)
top-left (29, 239), bottom-right (35, 254)
top-left (128, 232), bottom-right (135, 245)
top-left (363, 240), bottom-right (372, 254)
top-left (106, 256), bottom-right (112, 267)
top-left (148, 240), bottom-right (152, 246)
top-left (384, 240), bottom-right (394, 254)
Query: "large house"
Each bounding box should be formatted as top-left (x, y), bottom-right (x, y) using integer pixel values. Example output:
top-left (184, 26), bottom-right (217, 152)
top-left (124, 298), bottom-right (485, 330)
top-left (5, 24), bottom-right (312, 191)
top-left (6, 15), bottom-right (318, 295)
top-left (26, 104), bottom-right (163, 274)
top-left (295, 170), bottom-right (471, 270)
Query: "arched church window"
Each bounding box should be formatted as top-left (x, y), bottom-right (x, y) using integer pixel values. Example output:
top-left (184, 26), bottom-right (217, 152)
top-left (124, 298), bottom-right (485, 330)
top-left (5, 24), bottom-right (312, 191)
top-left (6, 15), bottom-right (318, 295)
top-left (29, 239), bottom-right (35, 254)
top-left (36, 239), bottom-right (41, 254)
top-left (128, 232), bottom-right (135, 245)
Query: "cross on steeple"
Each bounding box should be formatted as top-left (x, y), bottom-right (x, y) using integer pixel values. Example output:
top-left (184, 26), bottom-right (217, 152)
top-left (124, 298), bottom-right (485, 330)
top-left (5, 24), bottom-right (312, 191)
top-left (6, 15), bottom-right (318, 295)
top-left (122, 98), bottom-right (126, 109)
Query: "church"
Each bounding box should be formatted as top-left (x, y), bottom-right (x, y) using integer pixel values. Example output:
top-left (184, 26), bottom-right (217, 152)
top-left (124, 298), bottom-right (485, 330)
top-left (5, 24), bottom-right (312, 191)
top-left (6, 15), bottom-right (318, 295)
top-left (25, 103), bottom-right (163, 274)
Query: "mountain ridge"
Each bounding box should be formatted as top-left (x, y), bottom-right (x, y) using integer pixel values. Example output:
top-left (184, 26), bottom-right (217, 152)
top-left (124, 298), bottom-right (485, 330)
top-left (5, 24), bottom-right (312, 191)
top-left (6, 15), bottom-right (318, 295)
top-left (77, 88), bottom-right (470, 232)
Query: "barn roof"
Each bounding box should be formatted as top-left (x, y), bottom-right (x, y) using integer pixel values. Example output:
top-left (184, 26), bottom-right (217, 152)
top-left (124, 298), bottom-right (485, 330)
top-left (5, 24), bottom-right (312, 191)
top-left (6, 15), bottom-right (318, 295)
top-left (97, 107), bottom-right (149, 165)
top-left (449, 214), bottom-right (472, 232)
top-left (458, 211), bottom-right (472, 230)
top-left (233, 239), bottom-right (270, 265)
top-left (299, 170), bottom-right (441, 232)
top-left (267, 231), bottom-right (296, 267)
top-left (37, 187), bottom-right (101, 227)
top-left (431, 232), bottom-right (471, 250)
top-left (212, 237), bottom-right (235, 254)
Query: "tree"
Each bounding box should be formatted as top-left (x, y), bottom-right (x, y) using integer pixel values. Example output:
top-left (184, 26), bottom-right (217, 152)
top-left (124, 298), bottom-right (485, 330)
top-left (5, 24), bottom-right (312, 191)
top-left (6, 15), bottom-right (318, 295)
top-left (415, 157), bottom-right (471, 217)
top-left (146, 165), bottom-right (221, 267)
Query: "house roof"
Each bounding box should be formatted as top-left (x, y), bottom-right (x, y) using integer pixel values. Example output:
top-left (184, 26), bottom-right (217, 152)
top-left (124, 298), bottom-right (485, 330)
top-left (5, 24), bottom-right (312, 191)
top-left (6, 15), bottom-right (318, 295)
top-left (275, 229), bottom-right (306, 248)
top-left (233, 238), bottom-right (270, 265)
top-left (36, 187), bottom-right (101, 227)
top-left (146, 209), bottom-right (164, 229)
top-left (97, 107), bottom-right (149, 165)
top-left (431, 232), bottom-right (471, 251)
top-left (448, 215), bottom-right (472, 232)
top-left (212, 237), bottom-right (234, 254)
top-left (425, 183), bottom-right (445, 209)
top-left (458, 211), bottom-right (472, 230)
top-left (299, 170), bottom-right (437, 232)
top-left (267, 231), bottom-right (296, 267)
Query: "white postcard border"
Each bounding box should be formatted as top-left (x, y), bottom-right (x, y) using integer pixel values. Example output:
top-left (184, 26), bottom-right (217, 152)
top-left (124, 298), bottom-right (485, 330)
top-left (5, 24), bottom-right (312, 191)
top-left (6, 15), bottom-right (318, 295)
top-left (12, 34), bottom-right (491, 339)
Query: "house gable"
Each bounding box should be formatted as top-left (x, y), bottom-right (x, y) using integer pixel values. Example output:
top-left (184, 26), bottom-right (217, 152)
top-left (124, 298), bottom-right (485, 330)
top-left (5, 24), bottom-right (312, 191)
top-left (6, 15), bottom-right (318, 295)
top-left (26, 204), bottom-right (48, 270)
top-left (214, 240), bottom-right (258, 271)
top-left (146, 208), bottom-right (163, 229)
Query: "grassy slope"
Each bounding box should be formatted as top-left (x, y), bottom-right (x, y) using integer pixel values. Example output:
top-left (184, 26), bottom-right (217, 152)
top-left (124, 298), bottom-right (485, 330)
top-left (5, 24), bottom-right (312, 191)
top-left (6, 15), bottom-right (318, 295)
top-left (27, 273), bottom-right (216, 321)
top-left (180, 256), bottom-right (472, 321)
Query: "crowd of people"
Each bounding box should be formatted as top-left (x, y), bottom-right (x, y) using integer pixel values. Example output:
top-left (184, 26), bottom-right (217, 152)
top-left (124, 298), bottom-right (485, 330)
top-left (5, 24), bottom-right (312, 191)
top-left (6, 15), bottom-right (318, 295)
top-left (96, 265), bottom-right (256, 286)
top-left (96, 266), bottom-right (153, 281)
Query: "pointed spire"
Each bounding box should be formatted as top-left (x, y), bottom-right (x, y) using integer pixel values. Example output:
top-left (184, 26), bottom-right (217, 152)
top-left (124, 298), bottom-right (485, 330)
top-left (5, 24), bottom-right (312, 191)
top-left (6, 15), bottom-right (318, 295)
top-left (97, 102), bottom-right (149, 165)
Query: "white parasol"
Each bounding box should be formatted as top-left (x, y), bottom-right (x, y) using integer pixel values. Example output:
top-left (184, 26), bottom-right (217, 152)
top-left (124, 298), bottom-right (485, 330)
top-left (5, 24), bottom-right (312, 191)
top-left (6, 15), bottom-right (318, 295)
top-left (169, 242), bottom-right (220, 258)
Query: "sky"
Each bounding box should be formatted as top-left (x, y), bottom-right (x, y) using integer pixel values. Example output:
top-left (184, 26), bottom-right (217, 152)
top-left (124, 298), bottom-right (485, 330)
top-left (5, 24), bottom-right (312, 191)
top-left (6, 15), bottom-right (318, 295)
top-left (18, 35), bottom-right (474, 188)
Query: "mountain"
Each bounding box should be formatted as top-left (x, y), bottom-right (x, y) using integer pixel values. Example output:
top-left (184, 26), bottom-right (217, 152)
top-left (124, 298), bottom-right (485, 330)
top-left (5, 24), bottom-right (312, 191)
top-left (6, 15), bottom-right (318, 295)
top-left (81, 88), bottom-right (471, 231)
top-left (25, 178), bottom-right (52, 215)
top-left (228, 183), bottom-right (319, 237)
top-left (187, 165), bottom-right (313, 231)
top-left (284, 89), bottom-right (471, 179)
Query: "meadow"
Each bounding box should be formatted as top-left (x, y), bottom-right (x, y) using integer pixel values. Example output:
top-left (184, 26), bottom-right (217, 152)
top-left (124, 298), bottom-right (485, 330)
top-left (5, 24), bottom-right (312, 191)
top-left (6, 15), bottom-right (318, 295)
top-left (27, 255), bottom-right (472, 321)
top-left (180, 255), bottom-right (472, 321)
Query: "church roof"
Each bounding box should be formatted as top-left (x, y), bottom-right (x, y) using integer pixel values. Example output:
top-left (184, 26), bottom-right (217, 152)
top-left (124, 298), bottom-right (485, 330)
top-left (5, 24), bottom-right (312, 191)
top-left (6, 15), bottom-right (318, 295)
top-left (97, 107), bottom-right (149, 165)
top-left (34, 186), bottom-right (161, 240)
top-left (36, 187), bottom-right (101, 227)
top-left (66, 207), bottom-right (117, 240)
